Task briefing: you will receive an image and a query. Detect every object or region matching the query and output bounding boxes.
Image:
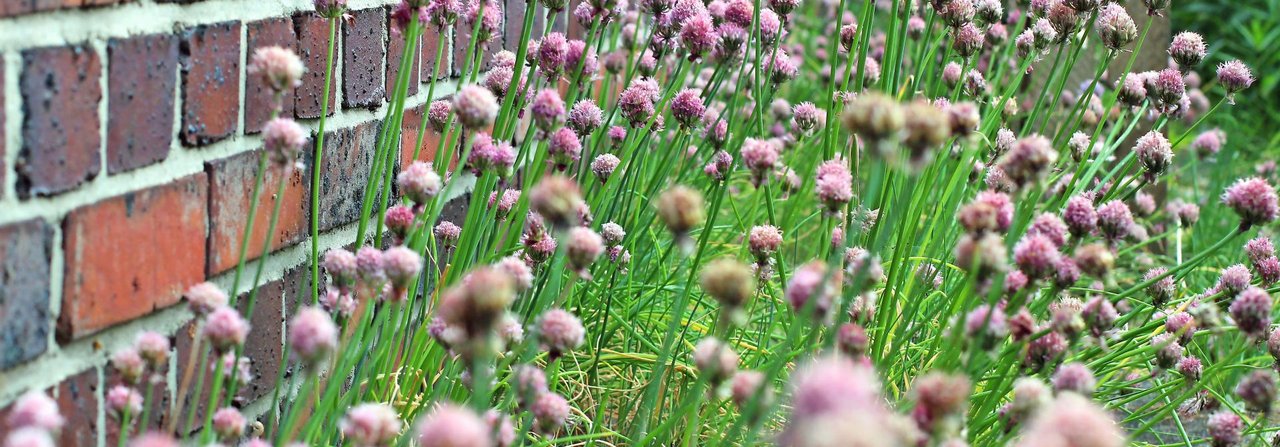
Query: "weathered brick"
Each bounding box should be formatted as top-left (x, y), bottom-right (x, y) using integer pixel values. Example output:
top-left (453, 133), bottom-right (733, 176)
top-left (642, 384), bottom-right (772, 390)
top-left (320, 122), bottom-right (378, 231)
top-left (246, 17), bottom-right (298, 133)
top-left (206, 149), bottom-right (311, 275)
top-left (107, 33), bottom-right (178, 174)
top-left (17, 44), bottom-right (102, 198)
top-left (386, 12), bottom-right (419, 101)
top-left (1, 67), bottom-right (5, 199)
top-left (293, 12), bottom-right (338, 119)
top-left (420, 25), bottom-right (447, 82)
top-left (0, 0), bottom-right (59, 17)
top-left (399, 104), bottom-right (444, 168)
top-left (453, 17), bottom-right (506, 76)
top-left (60, 173), bottom-right (208, 339)
top-left (0, 219), bottom-right (53, 369)
top-left (343, 8), bottom-right (386, 109)
top-left (55, 368), bottom-right (100, 446)
top-left (237, 265), bottom-right (310, 402)
top-left (180, 21), bottom-right (241, 146)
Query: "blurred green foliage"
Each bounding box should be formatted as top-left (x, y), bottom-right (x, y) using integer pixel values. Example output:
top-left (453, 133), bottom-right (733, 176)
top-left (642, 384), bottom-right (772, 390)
top-left (1174, 0), bottom-right (1280, 155)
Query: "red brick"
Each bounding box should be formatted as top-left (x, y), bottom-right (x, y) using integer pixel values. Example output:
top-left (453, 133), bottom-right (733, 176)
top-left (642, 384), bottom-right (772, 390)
top-left (386, 11), bottom-right (419, 101)
top-left (0, 0), bottom-right (60, 17)
top-left (246, 17), bottom-right (298, 133)
top-left (55, 368), bottom-right (100, 446)
top-left (420, 25), bottom-right (447, 82)
top-left (59, 173), bottom-right (208, 339)
top-left (454, 18), bottom-right (505, 76)
top-left (343, 8), bottom-right (386, 109)
top-left (0, 219), bottom-right (53, 369)
top-left (206, 149), bottom-right (311, 275)
top-left (107, 33), bottom-right (178, 174)
top-left (180, 21), bottom-right (241, 146)
top-left (17, 45), bottom-right (102, 198)
top-left (1, 67), bottom-right (5, 199)
top-left (399, 104), bottom-right (444, 168)
top-left (319, 122), bottom-right (379, 230)
top-left (293, 12), bottom-right (339, 119)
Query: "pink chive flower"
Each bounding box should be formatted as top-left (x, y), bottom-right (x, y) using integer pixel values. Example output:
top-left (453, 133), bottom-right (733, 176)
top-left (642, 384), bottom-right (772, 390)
top-left (547, 128), bottom-right (582, 170)
top-left (384, 205), bottom-right (416, 244)
top-left (341, 403), bottom-right (402, 447)
top-left (723, 0), bottom-right (752, 26)
top-left (538, 33), bottom-right (568, 77)
top-left (530, 175), bottom-right (584, 229)
top-left (1229, 286), bottom-right (1272, 338)
top-left (1234, 370), bottom-right (1276, 412)
top-left (489, 189), bottom-right (520, 220)
top-left (127, 433), bottom-right (179, 447)
top-left (1207, 411), bottom-right (1243, 447)
top-left (952, 23), bottom-right (985, 58)
top-left (1144, 267), bottom-right (1176, 307)
top-left (1216, 60), bottom-right (1254, 101)
top-left (749, 225), bottom-right (783, 261)
top-left (1016, 394), bottom-right (1123, 447)
top-left (185, 282), bottom-right (229, 317)
top-left (731, 370), bottom-right (770, 407)
top-left (565, 226), bottom-right (604, 277)
top-left (249, 46), bottom-right (305, 92)
top-left (531, 89), bottom-right (566, 131)
top-left (397, 161), bottom-right (443, 205)
top-left (134, 331), bottom-right (170, 369)
top-left (496, 255), bottom-right (533, 292)
top-left (203, 306), bottom-right (250, 353)
top-left (1014, 234), bottom-right (1061, 280)
top-left (567, 100), bottom-right (604, 135)
top-left (462, 0), bottom-right (502, 42)
top-left (792, 102), bottom-right (822, 133)
top-left (538, 309), bottom-right (585, 357)
top-left (679, 13), bottom-right (718, 57)
top-left (324, 249), bottom-right (359, 291)
top-left (435, 221), bottom-right (462, 247)
top-left (836, 323), bottom-right (869, 357)
top-left (212, 407), bottom-right (246, 440)
top-left (815, 158), bottom-right (853, 212)
top-left (427, 100), bottom-right (452, 132)
top-left (1165, 311), bottom-right (1197, 344)
top-left (1177, 356), bottom-right (1202, 381)
top-left (531, 392), bottom-right (571, 434)
top-left (1095, 200), bottom-right (1134, 242)
top-left (415, 405), bottom-right (492, 447)
top-left (1134, 131), bottom-right (1172, 181)
top-left (6, 391), bottom-right (64, 432)
top-left (1097, 3), bottom-right (1136, 50)
top-left (1027, 212), bottom-right (1069, 247)
top-left (1147, 68), bottom-right (1185, 112)
top-left (786, 261), bottom-right (840, 319)
top-left (1222, 177), bottom-right (1279, 228)
top-left (1169, 31), bottom-right (1206, 69)
top-left (263, 118), bottom-right (309, 166)
top-left (591, 154), bottom-right (621, 183)
top-left (1218, 264), bottom-right (1252, 296)
top-left (742, 138), bottom-right (780, 186)
top-left (965, 304), bottom-right (1009, 344)
top-left (425, 0), bottom-right (462, 25)
top-left (692, 337), bottom-right (738, 382)
top-left (452, 84), bottom-right (500, 129)
top-left (1192, 129), bottom-right (1223, 157)
top-left (6, 427), bottom-right (55, 447)
top-left (671, 89), bottom-right (707, 128)
top-left (290, 306), bottom-right (339, 363)
top-left (997, 135), bottom-right (1056, 188)
top-left (789, 356), bottom-right (883, 419)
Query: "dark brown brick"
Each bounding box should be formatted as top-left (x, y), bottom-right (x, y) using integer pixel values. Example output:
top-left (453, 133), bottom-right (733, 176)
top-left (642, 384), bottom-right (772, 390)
top-left (386, 11), bottom-right (419, 101)
top-left (60, 173), bottom-right (208, 340)
top-left (180, 21), bottom-right (241, 146)
top-left (1, 66), bottom-right (5, 199)
top-left (107, 33), bottom-right (178, 174)
top-left (294, 12), bottom-right (339, 119)
top-left (421, 25), bottom-right (447, 82)
top-left (236, 265), bottom-right (310, 402)
top-left (0, 0), bottom-right (60, 17)
top-left (246, 17), bottom-right (298, 133)
top-left (343, 8), bottom-right (386, 109)
top-left (206, 149), bottom-right (311, 275)
top-left (320, 122), bottom-right (378, 231)
top-left (55, 368), bottom-right (100, 446)
top-left (17, 45), bottom-right (102, 198)
top-left (0, 219), bottom-right (53, 369)
top-left (453, 8), bottom-right (504, 77)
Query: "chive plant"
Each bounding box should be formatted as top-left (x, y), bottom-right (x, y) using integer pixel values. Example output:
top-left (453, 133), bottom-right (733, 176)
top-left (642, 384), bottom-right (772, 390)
top-left (10, 0), bottom-right (1278, 445)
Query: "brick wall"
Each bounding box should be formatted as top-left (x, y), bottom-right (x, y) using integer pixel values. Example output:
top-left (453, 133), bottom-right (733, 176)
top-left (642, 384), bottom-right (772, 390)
top-left (0, 0), bottom-right (559, 442)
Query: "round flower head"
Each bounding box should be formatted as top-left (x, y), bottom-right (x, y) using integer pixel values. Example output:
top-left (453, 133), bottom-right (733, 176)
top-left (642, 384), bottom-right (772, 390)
top-left (741, 138), bottom-right (780, 186)
top-left (105, 361), bottom-right (145, 400)
top-left (791, 102), bottom-right (822, 133)
top-left (700, 257), bottom-right (755, 309)
top-left (1168, 199), bottom-right (1201, 227)
top-left (1081, 295), bottom-right (1117, 336)
top-left (1096, 3), bottom-right (1136, 49)
top-left (434, 221), bottom-right (462, 247)
top-left (6, 391), bottom-right (64, 432)
top-left (289, 306), bottom-right (339, 363)
top-left (1235, 370), bottom-right (1276, 412)
top-left (134, 331), bottom-right (171, 368)
top-left (952, 23), bottom-right (985, 58)
top-left (538, 308), bottom-right (585, 357)
top-left (965, 304), bottom-right (1008, 343)
top-left (1192, 129), bottom-right (1224, 157)
top-left (1074, 243), bottom-right (1115, 278)
top-left (1169, 31), bottom-right (1206, 70)
top-left (6, 427), bottom-right (56, 447)
top-left (462, 0), bottom-right (503, 42)
top-left (692, 336), bottom-right (738, 381)
top-left (913, 372), bottom-right (972, 422)
top-left (547, 127), bottom-right (582, 169)
top-left (786, 261), bottom-right (841, 319)
top-left (1140, 267), bottom-right (1176, 307)
top-left (731, 370), bottom-right (770, 407)
top-left (1133, 191), bottom-right (1157, 217)
top-left (185, 281), bottom-right (230, 317)
top-left (356, 246), bottom-right (387, 289)
top-left (397, 161), bottom-right (443, 205)
top-left (655, 185), bottom-right (705, 240)
top-left (568, 100), bottom-right (604, 135)
top-left (1229, 286), bottom-right (1272, 338)
top-left (263, 118), bottom-right (308, 166)
top-left (1207, 411), bottom-right (1243, 447)
top-left (250, 46), bottom-right (305, 92)
top-left (1025, 330), bottom-right (1068, 371)
top-left (1014, 234), bottom-right (1061, 280)
top-left (565, 226), bottom-right (604, 276)
top-left (1147, 68), bottom-right (1186, 111)
top-left (1134, 131), bottom-right (1172, 181)
top-left (212, 407), bottom-right (246, 440)
top-left (835, 322), bottom-right (870, 357)
top-left (1216, 59), bottom-right (1254, 99)
top-left (671, 89), bottom-right (706, 128)
top-left (1246, 236), bottom-right (1275, 263)
top-left (842, 92), bottom-right (904, 148)
top-left (1027, 212), bottom-right (1069, 247)
top-left (425, 0), bottom-right (463, 25)
top-left (203, 306), bottom-right (250, 353)
top-left (531, 89), bottom-right (566, 131)
top-left (452, 84), bottom-right (500, 129)
top-left (531, 392), bottom-right (570, 433)
top-left (758, 8), bottom-right (783, 44)
top-left (749, 225), bottom-right (783, 261)
top-left (789, 356), bottom-right (882, 419)
top-left (901, 101), bottom-right (949, 160)
top-left (416, 405), bottom-right (493, 447)
top-left (997, 135), bottom-right (1056, 189)
top-left (323, 248), bottom-right (359, 290)
top-left (1218, 264), bottom-right (1252, 296)
top-left (384, 204), bottom-right (415, 243)
top-left (1165, 311), bottom-right (1197, 344)
top-left (590, 154), bottom-right (620, 183)
top-left (1095, 200), bottom-right (1133, 242)
top-left (955, 233), bottom-right (1007, 275)
top-left (1176, 355), bottom-right (1202, 381)
top-left (1016, 394), bottom-right (1123, 447)
top-left (938, 0), bottom-right (975, 27)
top-left (1117, 74), bottom-right (1147, 108)
top-left (679, 13), bottom-right (718, 57)
top-left (530, 175), bottom-right (584, 229)
top-left (341, 403), bottom-right (402, 447)
top-left (494, 256), bottom-right (533, 292)
top-left (127, 432), bottom-right (179, 447)
top-left (815, 158), bottom-right (854, 212)
top-left (1222, 177), bottom-right (1279, 228)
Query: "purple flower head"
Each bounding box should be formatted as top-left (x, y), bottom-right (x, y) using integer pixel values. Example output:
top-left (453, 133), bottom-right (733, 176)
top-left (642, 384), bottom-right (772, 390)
top-left (341, 404), bottom-right (402, 447)
top-left (1095, 200), bottom-right (1133, 242)
top-left (453, 84), bottom-right (499, 129)
top-left (997, 135), bottom-right (1056, 189)
top-left (289, 306), bottom-right (338, 363)
top-left (1207, 411), bottom-right (1243, 447)
top-left (1051, 362), bottom-right (1096, 396)
top-left (203, 306), bottom-right (250, 353)
top-left (1235, 370), bottom-right (1276, 412)
top-left (1222, 177), bottom-right (1279, 228)
top-left (671, 89), bottom-right (707, 128)
top-left (591, 154), bottom-right (621, 183)
top-left (428, 100), bottom-right (452, 132)
top-left (185, 281), bottom-right (230, 317)
top-left (1135, 131), bottom-right (1172, 181)
top-left (538, 308), bottom-right (585, 356)
top-left (568, 100), bottom-right (604, 135)
top-left (397, 161), bottom-right (443, 204)
top-left (547, 128), bottom-right (583, 170)
top-left (1015, 234), bottom-right (1061, 280)
top-left (1169, 31), bottom-right (1207, 70)
top-left (249, 46), bottom-right (305, 93)
top-left (1216, 60), bottom-right (1254, 99)
top-left (531, 89), bottom-right (566, 131)
top-left (415, 405), bottom-right (490, 447)
top-left (1229, 286), bottom-right (1272, 337)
